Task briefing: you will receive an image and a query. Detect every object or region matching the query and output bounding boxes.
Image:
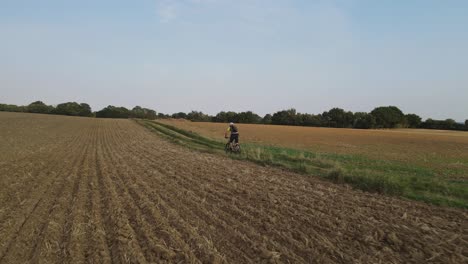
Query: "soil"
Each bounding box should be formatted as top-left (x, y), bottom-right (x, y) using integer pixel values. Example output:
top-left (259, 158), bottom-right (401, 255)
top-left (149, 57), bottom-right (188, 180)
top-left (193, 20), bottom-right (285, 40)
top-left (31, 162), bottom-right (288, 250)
top-left (0, 112), bottom-right (466, 263)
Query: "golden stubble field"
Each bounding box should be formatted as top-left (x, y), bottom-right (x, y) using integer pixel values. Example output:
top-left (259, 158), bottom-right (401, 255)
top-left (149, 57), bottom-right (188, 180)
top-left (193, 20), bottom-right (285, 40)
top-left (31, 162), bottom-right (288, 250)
top-left (0, 112), bottom-right (467, 263)
top-left (160, 119), bottom-right (468, 179)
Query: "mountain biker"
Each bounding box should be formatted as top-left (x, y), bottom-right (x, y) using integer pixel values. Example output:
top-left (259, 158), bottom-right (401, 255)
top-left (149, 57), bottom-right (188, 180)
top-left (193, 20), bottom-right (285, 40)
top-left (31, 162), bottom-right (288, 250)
top-left (225, 122), bottom-right (239, 145)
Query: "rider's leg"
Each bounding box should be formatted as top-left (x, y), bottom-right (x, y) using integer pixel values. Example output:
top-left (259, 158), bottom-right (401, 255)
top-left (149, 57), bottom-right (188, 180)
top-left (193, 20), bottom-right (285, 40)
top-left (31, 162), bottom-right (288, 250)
top-left (229, 134), bottom-right (235, 147)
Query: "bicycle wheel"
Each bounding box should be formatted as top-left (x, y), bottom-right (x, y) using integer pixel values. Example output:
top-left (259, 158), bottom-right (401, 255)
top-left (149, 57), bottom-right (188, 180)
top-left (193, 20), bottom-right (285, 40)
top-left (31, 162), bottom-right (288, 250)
top-left (231, 144), bottom-right (240, 154)
top-left (235, 144), bottom-right (241, 154)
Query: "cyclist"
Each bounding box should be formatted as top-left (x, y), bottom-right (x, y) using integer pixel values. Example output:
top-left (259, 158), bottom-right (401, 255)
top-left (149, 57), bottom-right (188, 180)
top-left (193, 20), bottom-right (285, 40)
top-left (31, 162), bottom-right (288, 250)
top-left (225, 122), bottom-right (239, 145)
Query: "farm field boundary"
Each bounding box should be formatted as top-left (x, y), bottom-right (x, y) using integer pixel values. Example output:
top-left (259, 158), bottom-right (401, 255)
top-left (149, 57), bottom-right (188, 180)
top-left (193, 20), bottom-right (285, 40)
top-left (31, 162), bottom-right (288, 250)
top-left (137, 120), bottom-right (468, 208)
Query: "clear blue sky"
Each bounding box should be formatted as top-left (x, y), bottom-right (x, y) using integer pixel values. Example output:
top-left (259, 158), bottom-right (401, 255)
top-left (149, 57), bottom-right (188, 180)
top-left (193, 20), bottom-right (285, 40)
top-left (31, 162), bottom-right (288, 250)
top-left (1, 0), bottom-right (467, 121)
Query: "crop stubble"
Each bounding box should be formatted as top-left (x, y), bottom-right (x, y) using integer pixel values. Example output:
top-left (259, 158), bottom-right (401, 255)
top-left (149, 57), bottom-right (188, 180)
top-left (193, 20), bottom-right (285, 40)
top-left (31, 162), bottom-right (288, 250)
top-left (0, 112), bottom-right (466, 263)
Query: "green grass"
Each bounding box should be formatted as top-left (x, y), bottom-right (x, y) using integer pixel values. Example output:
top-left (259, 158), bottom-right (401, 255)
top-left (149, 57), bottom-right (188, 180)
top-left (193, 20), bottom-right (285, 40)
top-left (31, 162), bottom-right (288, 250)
top-left (136, 119), bottom-right (468, 209)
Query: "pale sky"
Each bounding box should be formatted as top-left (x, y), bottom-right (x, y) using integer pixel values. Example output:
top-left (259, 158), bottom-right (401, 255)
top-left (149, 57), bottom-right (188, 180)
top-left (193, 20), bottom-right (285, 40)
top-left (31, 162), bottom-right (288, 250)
top-left (1, 0), bottom-right (467, 121)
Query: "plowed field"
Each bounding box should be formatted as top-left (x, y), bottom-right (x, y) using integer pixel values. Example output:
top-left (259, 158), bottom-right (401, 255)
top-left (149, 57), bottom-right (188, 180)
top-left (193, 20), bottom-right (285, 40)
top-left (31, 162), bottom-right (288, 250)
top-left (0, 112), bottom-right (466, 263)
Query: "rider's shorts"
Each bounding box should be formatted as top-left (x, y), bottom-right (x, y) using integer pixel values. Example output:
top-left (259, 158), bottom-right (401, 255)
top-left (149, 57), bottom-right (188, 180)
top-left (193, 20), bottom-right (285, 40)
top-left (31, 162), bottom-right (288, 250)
top-left (230, 133), bottom-right (239, 143)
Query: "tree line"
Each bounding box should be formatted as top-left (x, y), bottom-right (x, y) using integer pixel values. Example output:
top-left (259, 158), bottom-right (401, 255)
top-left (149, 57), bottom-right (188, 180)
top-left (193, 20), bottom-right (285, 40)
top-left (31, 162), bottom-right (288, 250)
top-left (0, 101), bottom-right (156, 120)
top-left (1, 101), bottom-right (466, 131)
top-left (164, 106), bottom-right (468, 131)
top-left (95, 105), bottom-right (156, 119)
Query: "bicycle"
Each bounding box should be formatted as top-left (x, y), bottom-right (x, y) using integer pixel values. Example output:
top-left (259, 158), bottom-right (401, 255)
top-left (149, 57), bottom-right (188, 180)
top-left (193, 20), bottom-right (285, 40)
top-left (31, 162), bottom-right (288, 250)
top-left (225, 140), bottom-right (241, 154)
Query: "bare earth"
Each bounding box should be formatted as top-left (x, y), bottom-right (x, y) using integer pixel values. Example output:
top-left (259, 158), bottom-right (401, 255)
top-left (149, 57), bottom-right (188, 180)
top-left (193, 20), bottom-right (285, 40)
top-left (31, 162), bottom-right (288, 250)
top-left (0, 112), bottom-right (467, 263)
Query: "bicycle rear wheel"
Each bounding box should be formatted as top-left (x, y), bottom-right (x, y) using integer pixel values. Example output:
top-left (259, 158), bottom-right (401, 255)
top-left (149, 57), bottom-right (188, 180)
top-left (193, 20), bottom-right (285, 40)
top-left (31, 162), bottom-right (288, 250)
top-left (233, 144), bottom-right (241, 154)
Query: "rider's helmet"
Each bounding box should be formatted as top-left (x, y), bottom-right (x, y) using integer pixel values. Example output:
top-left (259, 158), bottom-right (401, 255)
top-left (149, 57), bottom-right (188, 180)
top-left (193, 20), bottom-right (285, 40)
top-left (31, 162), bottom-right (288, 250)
top-left (229, 122), bottom-right (234, 126)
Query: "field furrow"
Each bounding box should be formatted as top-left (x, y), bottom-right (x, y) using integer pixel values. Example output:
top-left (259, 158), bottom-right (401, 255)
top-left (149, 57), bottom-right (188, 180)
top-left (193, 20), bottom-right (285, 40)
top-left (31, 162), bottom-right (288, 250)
top-left (102, 126), bottom-right (191, 263)
top-left (0, 138), bottom-right (89, 263)
top-left (108, 124), bottom-right (266, 262)
top-left (114, 158), bottom-right (244, 263)
top-left (114, 123), bottom-right (312, 262)
top-left (115, 131), bottom-right (367, 261)
top-left (0, 132), bottom-right (85, 225)
top-left (85, 127), bottom-right (113, 263)
top-left (96, 121), bottom-right (149, 263)
top-left (60, 125), bottom-right (100, 263)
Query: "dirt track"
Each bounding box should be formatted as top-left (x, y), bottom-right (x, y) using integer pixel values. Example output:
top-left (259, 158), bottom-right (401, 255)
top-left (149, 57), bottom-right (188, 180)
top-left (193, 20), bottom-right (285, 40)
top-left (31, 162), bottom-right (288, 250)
top-left (0, 113), bottom-right (466, 263)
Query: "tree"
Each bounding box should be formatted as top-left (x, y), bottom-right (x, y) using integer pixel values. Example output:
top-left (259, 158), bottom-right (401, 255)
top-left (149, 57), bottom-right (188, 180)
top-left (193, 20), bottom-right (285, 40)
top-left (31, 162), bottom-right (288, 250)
top-left (96, 105), bottom-right (131, 118)
top-left (157, 113), bottom-right (169, 119)
top-left (465, 120), bottom-right (468, 130)
top-left (420, 118), bottom-right (435, 129)
top-left (300, 113), bottom-right (322, 127)
top-left (212, 112), bottom-right (223, 122)
top-left (344, 111), bottom-right (355, 128)
top-left (353, 112), bottom-right (376, 129)
top-left (271, 109), bottom-right (297, 125)
top-left (405, 114), bottom-right (422, 128)
top-left (131, 106), bottom-right (157, 119)
top-left (131, 106), bottom-right (144, 118)
top-left (237, 111), bottom-right (261, 124)
top-left (443, 119), bottom-right (456, 130)
top-left (213, 111), bottom-right (238, 123)
top-left (27, 101), bottom-right (53, 114)
top-left (322, 108), bottom-right (354, 128)
top-left (54, 102), bottom-right (92, 116)
top-left (262, 114), bottom-right (272, 124)
top-left (187, 111), bottom-right (211, 122)
top-left (328, 108), bottom-right (345, 127)
top-left (0, 104), bottom-right (26, 112)
top-left (79, 103), bottom-right (92, 116)
top-left (420, 118), bottom-right (460, 130)
top-left (143, 107), bottom-right (157, 119)
top-left (370, 106), bottom-right (405, 128)
top-left (172, 112), bottom-right (188, 119)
